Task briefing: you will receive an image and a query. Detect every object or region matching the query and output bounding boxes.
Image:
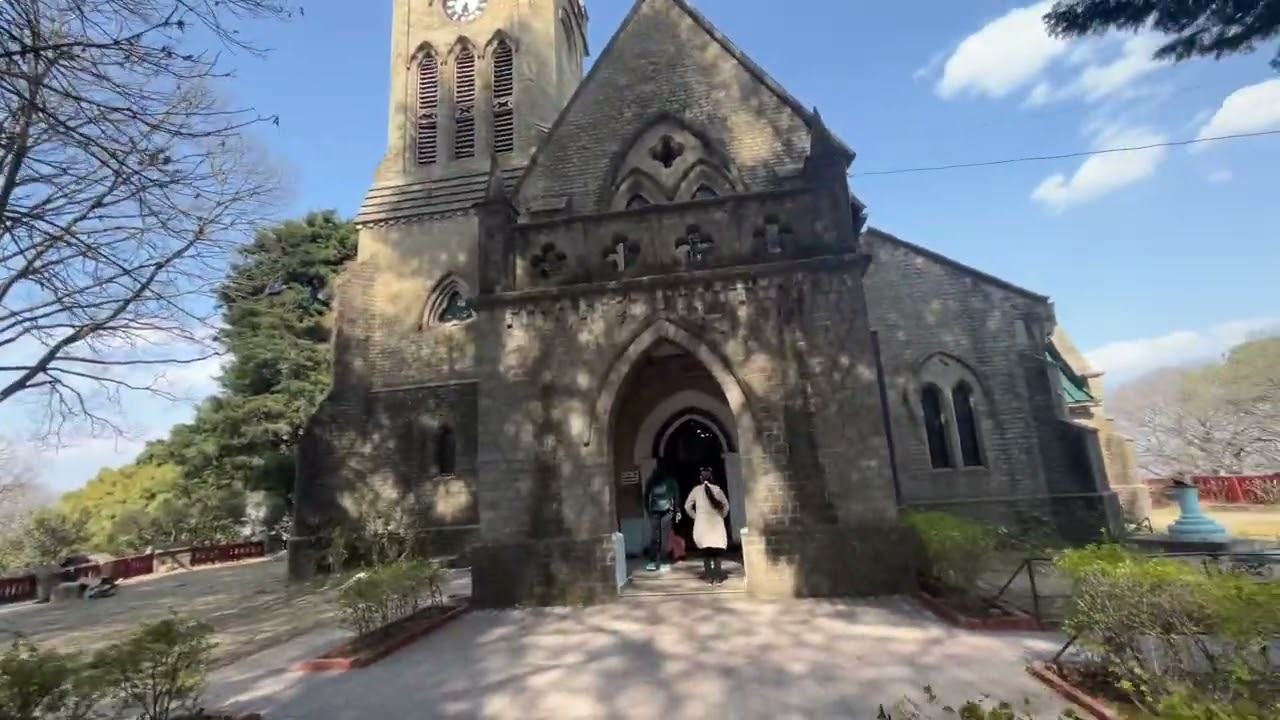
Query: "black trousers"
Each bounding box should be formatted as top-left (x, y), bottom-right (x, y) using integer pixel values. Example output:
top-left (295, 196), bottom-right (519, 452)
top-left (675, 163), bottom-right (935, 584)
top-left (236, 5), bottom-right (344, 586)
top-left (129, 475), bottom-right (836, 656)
top-left (646, 510), bottom-right (673, 563)
top-left (702, 547), bottom-right (724, 578)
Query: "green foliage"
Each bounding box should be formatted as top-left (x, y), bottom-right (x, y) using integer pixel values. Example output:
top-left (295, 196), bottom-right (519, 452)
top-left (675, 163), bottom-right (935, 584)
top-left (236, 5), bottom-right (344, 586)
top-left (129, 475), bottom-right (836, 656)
top-left (0, 641), bottom-right (106, 720)
top-left (1055, 545), bottom-right (1280, 713)
top-left (336, 559), bottom-right (449, 636)
top-left (4, 212), bottom-right (358, 565)
top-left (1, 617), bottom-right (216, 720)
top-left (1043, 0), bottom-right (1280, 72)
top-left (92, 617), bottom-right (216, 720)
top-left (0, 508), bottom-right (89, 572)
top-left (904, 511), bottom-right (999, 598)
top-left (878, 685), bottom-right (1081, 719)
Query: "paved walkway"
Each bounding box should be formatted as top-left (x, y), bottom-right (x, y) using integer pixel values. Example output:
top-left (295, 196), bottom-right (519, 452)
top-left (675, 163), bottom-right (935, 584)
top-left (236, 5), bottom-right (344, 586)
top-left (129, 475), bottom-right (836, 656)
top-left (205, 596), bottom-right (1078, 720)
top-left (0, 557), bottom-right (470, 667)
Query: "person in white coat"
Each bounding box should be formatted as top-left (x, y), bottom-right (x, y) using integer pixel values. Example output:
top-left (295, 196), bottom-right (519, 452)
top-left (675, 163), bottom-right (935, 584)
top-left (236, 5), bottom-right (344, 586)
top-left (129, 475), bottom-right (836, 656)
top-left (684, 466), bottom-right (731, 585)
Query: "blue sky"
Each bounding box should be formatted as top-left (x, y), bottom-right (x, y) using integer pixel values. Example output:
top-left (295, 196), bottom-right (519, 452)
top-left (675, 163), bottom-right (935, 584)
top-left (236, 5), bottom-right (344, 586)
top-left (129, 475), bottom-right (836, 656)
top-left (12, 0), bottom-right (1280, 491)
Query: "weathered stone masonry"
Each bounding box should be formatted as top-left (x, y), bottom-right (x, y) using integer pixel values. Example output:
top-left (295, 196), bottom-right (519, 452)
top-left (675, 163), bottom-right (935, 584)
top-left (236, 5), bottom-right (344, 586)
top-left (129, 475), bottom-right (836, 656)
top-left (289, 0), bottom-right (1129, 602)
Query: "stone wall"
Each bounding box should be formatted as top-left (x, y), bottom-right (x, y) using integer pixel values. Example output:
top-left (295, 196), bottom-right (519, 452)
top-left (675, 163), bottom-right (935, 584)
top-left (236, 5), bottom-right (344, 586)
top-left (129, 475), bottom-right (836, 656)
top-left (468, 251), bottom-right (908, 604)
top-left (862, 229), bottom-right (1056, 527)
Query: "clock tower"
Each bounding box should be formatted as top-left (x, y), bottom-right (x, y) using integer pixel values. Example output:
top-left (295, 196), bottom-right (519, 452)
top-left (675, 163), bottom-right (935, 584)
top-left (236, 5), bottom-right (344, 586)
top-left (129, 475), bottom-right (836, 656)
top-left (375, 0), bottom-right (589, 183)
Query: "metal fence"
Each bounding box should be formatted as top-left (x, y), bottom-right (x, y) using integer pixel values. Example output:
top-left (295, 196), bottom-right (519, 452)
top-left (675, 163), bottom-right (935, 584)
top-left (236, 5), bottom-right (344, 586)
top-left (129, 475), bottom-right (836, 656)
top-left (0, 540), bottom-right (267, 606)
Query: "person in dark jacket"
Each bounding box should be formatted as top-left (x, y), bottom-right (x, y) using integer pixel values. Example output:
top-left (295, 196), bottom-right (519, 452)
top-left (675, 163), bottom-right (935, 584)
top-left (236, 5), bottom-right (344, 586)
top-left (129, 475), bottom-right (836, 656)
top-left (643, 468), bottom-right (681, 571)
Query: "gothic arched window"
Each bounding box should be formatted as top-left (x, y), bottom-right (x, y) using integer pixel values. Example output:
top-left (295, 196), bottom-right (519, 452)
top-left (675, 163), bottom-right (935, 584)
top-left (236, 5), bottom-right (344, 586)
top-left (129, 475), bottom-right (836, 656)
top-left (453, 46), bottom-right (477, 159)
top-left (953, 381), bottom-right (983, 467)
top-left (437, 290), bottom-right (474, 324)
top-left (491, 40), bottom-right (515, 155)
top-left (415, 52), bottom-right (440, 165)
top-left (435, 425), bottom-right (457, 476)
top-left (692, 184), bottom-right (719, 200)
top-left (625, 194), bottom-right (652, 210)
top-left (922, 384), bottom-right (952, 470)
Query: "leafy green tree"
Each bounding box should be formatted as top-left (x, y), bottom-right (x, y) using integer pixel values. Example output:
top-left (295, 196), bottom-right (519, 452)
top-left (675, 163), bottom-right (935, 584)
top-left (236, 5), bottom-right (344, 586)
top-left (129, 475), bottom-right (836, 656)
top-left (202, 210), bottom-right (357, 503)
top-left (1044, 0), bottom-right (1280, 71)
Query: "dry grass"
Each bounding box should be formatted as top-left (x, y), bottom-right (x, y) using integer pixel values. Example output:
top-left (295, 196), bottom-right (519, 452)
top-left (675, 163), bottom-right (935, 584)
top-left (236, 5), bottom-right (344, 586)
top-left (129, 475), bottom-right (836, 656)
top-left (1147, 505), bottom-right (1280, 540)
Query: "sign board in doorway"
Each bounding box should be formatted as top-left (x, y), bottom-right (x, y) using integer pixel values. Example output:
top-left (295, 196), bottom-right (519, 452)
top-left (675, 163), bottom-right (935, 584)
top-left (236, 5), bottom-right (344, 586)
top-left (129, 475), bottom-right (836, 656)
top-left (620, 469), bottom-right (640, 485)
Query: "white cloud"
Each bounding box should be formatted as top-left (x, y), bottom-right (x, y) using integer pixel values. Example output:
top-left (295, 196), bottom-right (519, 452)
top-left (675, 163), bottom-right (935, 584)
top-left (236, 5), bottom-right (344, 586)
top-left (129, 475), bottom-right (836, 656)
top-left (1086, 318), bottom-right (1280, 382)
top-left (1207, 169), bottom-right (1233, 184)
top-left (936, 1), bottom-right (1068, 100)
top-left (1024, 34), bottom-right (1166, 106)
top-left (1030, 125), bottom-right (1168, 211)
top-left (1193, 78), bottom-right (1280, 148)
top-left (913, 49), bottom-right (948, 81)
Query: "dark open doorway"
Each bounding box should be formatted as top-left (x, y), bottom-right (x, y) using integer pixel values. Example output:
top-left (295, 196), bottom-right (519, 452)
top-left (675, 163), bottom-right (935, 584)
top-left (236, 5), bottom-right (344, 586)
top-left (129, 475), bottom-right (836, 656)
top-left (656, 414), bottom-right (734, 552)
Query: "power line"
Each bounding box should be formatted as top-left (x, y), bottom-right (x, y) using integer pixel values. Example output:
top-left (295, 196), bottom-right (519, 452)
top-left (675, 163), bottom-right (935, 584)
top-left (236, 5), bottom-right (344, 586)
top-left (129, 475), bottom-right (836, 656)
top-left (850, 129), bottom-right (1280, 178)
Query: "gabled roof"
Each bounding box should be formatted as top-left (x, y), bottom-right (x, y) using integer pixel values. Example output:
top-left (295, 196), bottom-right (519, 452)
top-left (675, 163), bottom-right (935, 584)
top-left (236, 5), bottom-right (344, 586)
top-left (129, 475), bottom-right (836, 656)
top-left (355, 167), bottom-right (523, 227)
top-left (864, 226), bottom-right (1050, 303)
top-left (515, 0), bottom-right (855, 202)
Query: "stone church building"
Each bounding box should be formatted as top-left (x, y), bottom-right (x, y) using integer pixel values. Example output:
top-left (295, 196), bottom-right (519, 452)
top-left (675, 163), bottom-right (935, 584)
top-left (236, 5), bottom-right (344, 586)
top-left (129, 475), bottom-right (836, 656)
top-left (291, 0), bottom-right (1135, 606)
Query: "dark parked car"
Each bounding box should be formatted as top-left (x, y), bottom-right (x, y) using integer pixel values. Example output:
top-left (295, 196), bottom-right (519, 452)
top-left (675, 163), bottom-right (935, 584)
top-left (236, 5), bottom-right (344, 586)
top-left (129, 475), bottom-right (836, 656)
top-left (59, 554), bottom-right (94, 582)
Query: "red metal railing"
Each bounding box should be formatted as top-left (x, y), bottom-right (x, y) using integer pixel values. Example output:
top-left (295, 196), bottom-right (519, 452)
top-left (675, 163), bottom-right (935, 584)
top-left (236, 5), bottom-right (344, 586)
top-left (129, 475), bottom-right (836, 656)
top-left (0, 540), bottom-right (267, 606)
top-left (106, 553), bottom-right (155, 580)
top-left (1147, 474), bottom-right (1280, 506)
top-left (190, 540), bottom-right (265, 566)
top-left (0, 574), bottom-right (36, 604)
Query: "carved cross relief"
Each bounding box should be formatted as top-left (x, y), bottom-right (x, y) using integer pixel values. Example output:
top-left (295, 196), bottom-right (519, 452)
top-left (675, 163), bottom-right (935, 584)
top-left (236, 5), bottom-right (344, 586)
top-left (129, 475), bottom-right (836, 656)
top-left (530, 241), bottom-right (568, 279)
top-left (754, 215), bottom-right (793, 255)
top-left (603, 233), bottom-right (640, 272)
top-left (648, 134), bottom-right (685, 169)
top-left (674, 224), bottom-right (714, 264)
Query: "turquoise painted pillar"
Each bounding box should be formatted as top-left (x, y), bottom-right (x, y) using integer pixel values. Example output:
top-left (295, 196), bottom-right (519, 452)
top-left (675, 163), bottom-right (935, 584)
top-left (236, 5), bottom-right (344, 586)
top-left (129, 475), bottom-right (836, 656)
top-left (1166, 484), bottom-right (1229, 542)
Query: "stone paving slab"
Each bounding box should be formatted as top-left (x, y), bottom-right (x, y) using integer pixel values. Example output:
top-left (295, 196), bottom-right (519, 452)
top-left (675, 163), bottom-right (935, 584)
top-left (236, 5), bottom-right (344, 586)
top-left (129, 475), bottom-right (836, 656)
top-left (205, 595), bottom-right (1080, 720)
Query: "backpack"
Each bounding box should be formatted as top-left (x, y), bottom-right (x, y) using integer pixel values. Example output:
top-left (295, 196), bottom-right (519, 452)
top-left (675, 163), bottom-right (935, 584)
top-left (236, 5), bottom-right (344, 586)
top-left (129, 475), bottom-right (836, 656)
top-left (647, 477), bottom-right (675, 512)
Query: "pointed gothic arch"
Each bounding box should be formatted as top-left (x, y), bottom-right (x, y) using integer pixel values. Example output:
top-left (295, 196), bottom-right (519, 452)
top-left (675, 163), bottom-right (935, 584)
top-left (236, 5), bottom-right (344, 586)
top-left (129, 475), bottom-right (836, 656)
top-left (411, 43), bottom-right (442, 166)
top-left (908, 352), bottom-right (991, 470)
top-left (450, 39), bottom-right (478, 160)
top-left (587, 319), bottom-right (757, 458)
top-left (481, 29), bottom-right (518, 57)
top-left (610, 166), bottom-right (669, 211)
top-left (444, 36), bottom-right (478, 65)
top-left (421, 274), bottom-right (475, 329)
top-left (601, 112), bottom-right (745, 210)
top-left (489, 35), bottom-right (516, 156)
top-left (673, 158), bottom-right (739, 201)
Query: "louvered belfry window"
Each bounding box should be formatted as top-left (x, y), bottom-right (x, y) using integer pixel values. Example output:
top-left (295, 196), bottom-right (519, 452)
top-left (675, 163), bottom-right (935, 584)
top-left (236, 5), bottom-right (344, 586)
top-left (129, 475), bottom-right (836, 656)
top-left (491, 40), bottom-right (515, 155)
top-left (453, 47), bottom-right (477, 159)
top-left (415, 53), bottom-right (440, 165)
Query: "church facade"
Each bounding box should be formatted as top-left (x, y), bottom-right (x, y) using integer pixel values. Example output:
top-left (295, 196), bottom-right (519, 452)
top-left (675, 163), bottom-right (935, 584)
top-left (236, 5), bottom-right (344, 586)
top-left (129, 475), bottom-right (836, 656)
top-left (290, 0), bottom-right (1132, 606)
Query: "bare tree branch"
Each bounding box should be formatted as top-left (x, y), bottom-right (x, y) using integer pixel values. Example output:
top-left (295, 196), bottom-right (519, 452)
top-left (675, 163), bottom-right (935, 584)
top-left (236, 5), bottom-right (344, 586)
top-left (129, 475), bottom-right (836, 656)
top-left (1110, 337), bottom-right (1280, 477)
top-left (0, 0), bottom-right (297, 442)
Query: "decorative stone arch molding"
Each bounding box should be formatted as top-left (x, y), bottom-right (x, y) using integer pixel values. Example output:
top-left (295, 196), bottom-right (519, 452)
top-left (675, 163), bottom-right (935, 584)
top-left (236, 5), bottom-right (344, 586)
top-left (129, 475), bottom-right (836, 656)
top-left (634, 390), bottom-right (738, 466)
top-left (420, 274), bottom-right (475, 329)
top-left (481, 30), bottom-right (518, 58)
top-left (600, 113), bottom-right (745, 211)
top-left (609, 167), bottom-right (669, 211)
top-left (907, 352), bottom-right (990, 469)
top-left (444, 36), bottom-right (479, 66)
top-left (585, 318), bottom-right (757, 455)
top-left (673, 158), bottom-right (737, 202)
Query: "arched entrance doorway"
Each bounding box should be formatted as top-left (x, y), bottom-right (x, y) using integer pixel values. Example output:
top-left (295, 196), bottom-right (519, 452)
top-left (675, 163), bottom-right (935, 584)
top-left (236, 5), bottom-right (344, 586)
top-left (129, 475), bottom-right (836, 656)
top-left (654, 413), bottom-right (732, 550)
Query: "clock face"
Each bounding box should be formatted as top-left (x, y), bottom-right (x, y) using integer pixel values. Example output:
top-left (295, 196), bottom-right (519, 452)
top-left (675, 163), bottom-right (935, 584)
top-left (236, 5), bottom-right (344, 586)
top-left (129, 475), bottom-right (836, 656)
top-left (443, 0), bottom-right (488, 23)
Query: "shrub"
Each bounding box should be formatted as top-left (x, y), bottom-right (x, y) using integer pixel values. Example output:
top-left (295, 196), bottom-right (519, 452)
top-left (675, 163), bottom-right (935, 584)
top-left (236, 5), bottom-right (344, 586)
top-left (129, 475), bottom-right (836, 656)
top-left (904, 511), bottom-right (999, 600)
top-left (878, 685), bottom-right (1079, 719)
top-left (1055, 544), bottom-right (1280, 713)
top-left (91, 616), bottom-right (216, 720)
top-left (0, 641), bottom-right (106, 720)
top-left (336, 558), bottom-right (449, 636)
